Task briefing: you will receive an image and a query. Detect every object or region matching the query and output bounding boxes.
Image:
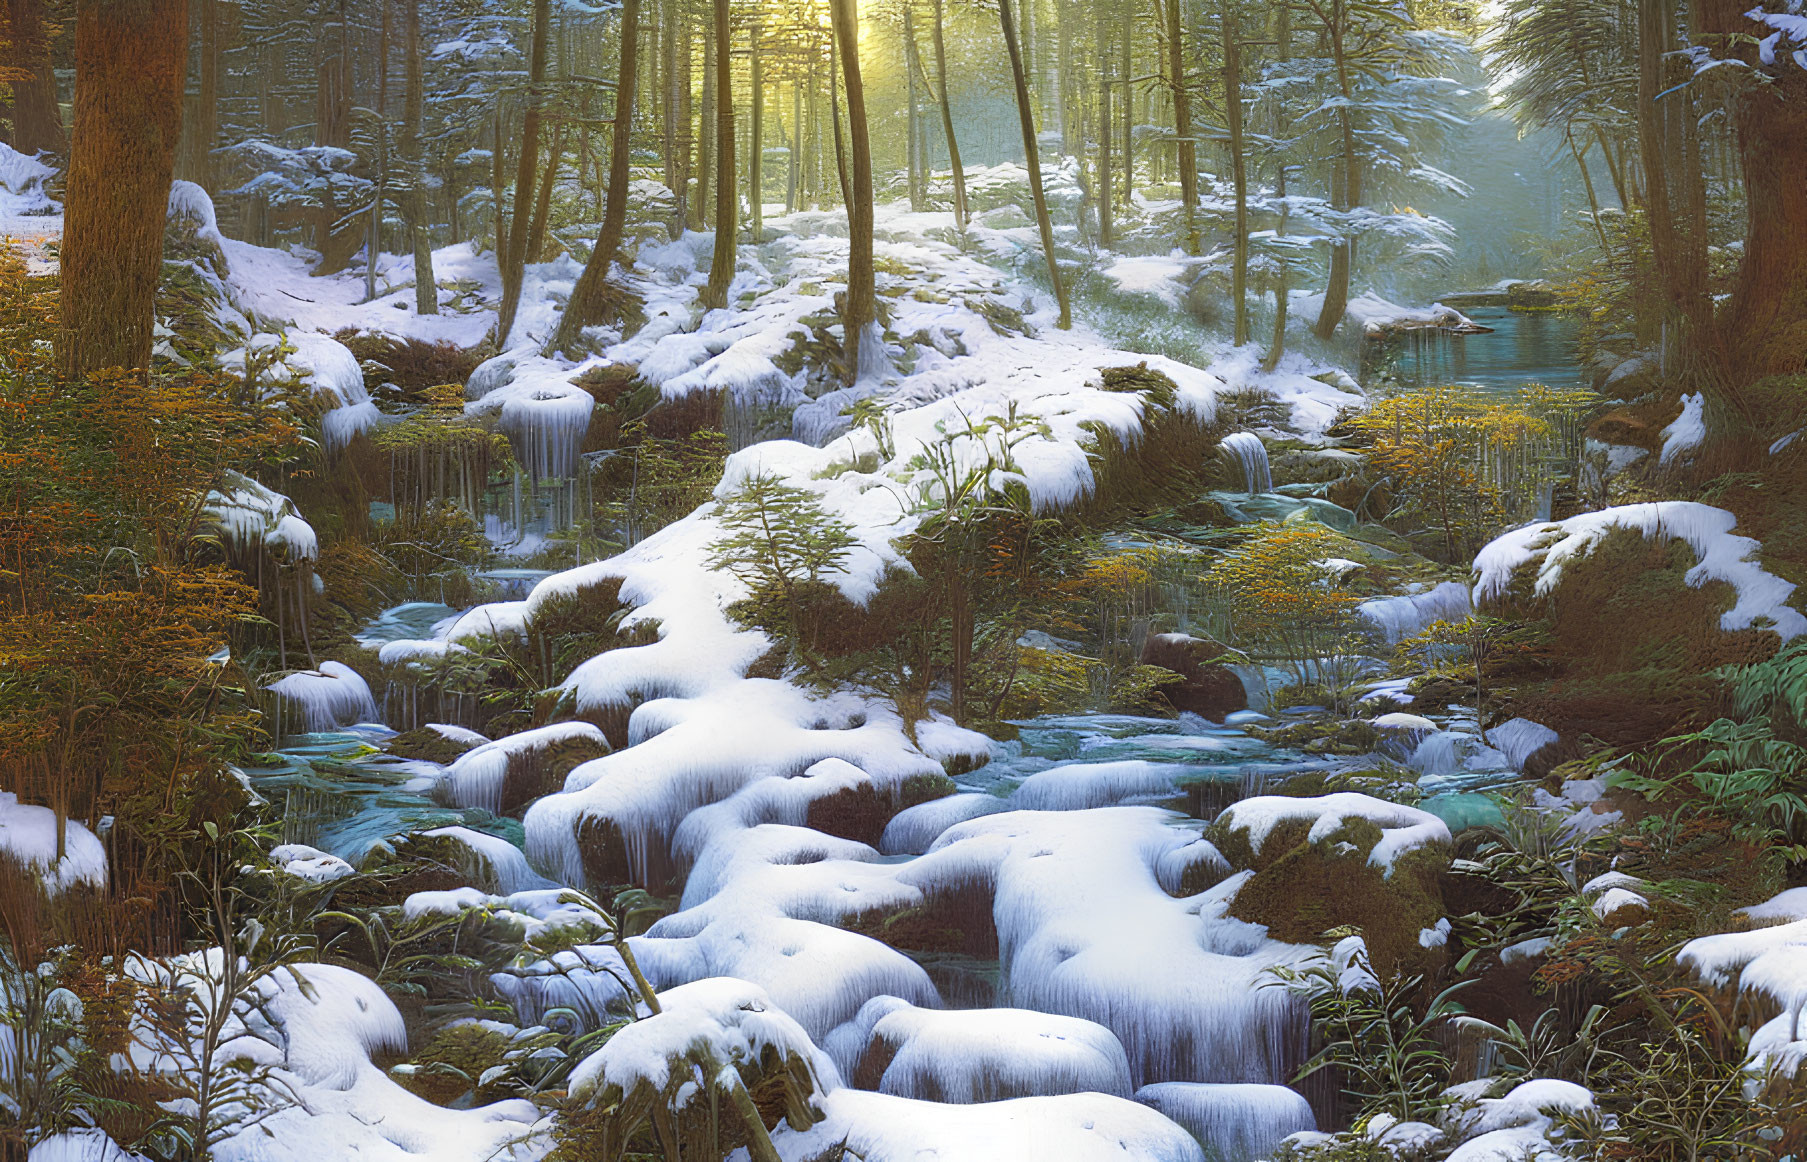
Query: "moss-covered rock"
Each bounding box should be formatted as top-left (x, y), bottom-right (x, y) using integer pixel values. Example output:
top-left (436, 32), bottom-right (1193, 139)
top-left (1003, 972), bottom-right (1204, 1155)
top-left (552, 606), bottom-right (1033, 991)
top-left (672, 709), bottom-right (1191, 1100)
top-left (1139, 633), bottom-right (1247, 722)
top-left (1208, 793), bottom-right (1452, 980)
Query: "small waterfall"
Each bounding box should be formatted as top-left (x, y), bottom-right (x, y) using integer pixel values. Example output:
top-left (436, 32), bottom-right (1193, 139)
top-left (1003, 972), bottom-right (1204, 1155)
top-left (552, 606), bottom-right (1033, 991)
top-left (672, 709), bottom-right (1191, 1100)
top-left (1220, 432), bottom-right (1272, 495)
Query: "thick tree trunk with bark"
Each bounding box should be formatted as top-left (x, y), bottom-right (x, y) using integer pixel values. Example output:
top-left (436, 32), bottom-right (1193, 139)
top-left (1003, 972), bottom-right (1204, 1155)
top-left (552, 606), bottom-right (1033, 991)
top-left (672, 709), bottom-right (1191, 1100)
top-left (1224, 1), bottom-right (1248, 345)
top-left (698, 19), bottom-right (715, 227)
top-left (404, 0), bottom-right (437, 315)
top-left (57, 0), bottom-right (189, 379)
top-left (1700, 0), bottom-right (1807, 381)
top-left (830, 33), bottom-right (851, 210)
top-left (1094, 0), bottom-right (1111, 247)
top-left (701, 0), bottom-right (736, 309)
top-left (1312, 1), bottom-right (1358, 342)
top-left (5, 0), bottom-right (64, 153)
top-left (552, 0), bottom-right (640, 356)
top-left (494, 0), bottom-right (552, 348)
top-left (1163, 0), bottom-right (1198, 253)
top-left (830, 0), bottom-right (876, 380)
top-left (930, 0), bottom-right (966, 228)
top-left (1120, 2), bottom-right (1133, 204)
top-left (749, 23), bottom-right (763, 238)
top-left (999, 0), bottom-right (1069, 329)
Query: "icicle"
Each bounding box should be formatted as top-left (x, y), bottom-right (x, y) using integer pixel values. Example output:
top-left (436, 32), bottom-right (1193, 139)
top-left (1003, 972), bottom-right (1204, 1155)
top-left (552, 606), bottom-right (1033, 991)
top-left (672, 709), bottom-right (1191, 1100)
top-left (1219, 432), bottom-right (1271, 495)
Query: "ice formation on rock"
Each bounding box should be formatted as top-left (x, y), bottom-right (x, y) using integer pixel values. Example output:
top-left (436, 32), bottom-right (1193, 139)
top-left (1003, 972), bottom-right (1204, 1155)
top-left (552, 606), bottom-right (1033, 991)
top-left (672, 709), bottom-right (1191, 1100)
top-left (850, 998), bottom-right (1135, 1102)
top-left (263, 661), bottom-right (378, 733)
top-left (203, 470), bottom-right (318, 564)
top-left (438, 721), bottom-right (610, 813)
top-left (1135, 1082), bottom-right (1316, 1162)
top-left (1220, 432), bottom-right (1273, 495)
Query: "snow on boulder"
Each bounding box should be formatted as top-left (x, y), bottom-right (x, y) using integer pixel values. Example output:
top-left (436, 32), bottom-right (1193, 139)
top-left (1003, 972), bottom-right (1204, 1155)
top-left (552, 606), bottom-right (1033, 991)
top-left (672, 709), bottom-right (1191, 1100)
top-left (1472, 502), bottom-right (1806, 642)
top-left (773, 1088), bottom-right (1208, 1162)
top-left (1679, 915), bottom-right (1807, 1076)
top-left (1135, 1082), bottom-right (1315, 1162)
top-left (263, 660), bottom-right (378, 734)
top-left (0, 792), bottom-right (107, 893)
top-left (566, 976), bottom-right (835, 1128)
top-left (285, 331), bottom-right (380, 451)
top-left (879, 792), bottom-right (1011, 856)
top-left (525, 679), bottom-right (944, 889)
top-left (848, 998), bottom-right (1134, 1102)
top-left (270, 842), bottom-right (355, 884)
top-left (0, 142), bottom-right (58, 219)
top-left (167, 180), bottom-right (228, 255)
top-left (1738, 887), bottom-right (1807, 927)
top-left (164, 959), bottom-right (549, 1162)
top-left (436, 721), bottom-right (609, 815)
top-left (1209, 794), bottom-right (1453, 979)
top-left (1440, 1078), bottom-right (1597, 1162)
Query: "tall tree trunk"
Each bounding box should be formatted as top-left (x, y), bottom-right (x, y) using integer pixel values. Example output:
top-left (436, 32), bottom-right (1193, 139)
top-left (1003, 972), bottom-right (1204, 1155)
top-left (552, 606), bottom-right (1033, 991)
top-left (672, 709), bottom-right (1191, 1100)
top-left (1263, 164), bottom-right (1290, 372)
top-left (57, 0), bottom-right (189, 379)
top-left (904, 4), bottom-right (922, 211)
top-left (786, 81), bottom-right (801, 214)
top-left (365, 1), bottom-right (391, 305)
top-left (404, 0), bottom-right (437, 315)
top-left (701, 0), bottom-right (736, 309)
top-left (491, 107), bottom-right (509, 256)
top-left (830, 0), bottom-right (876, 380)
top-left (1163, 0), bottom-right (1197, 253)
top-left (749, 22), bottom-right (763, 238)
top-left (1312, 0), bottom-right (1357, 342)
top-left (525, 125), bottom-right (563, 263)
top-left (673, 3), bottom-right (693, 237)
top-left (1224, 0), bottom-right (1248, 344)
top-left (662, 0), bottom-right (679, 195)
top-left (1568, 130), bottom-right (1611, 254)
top-left (830, 32), bottom-right (851, 210)
top-left (4, 0), bottom-right (65, 153)
top-left (1056, 0), bottom-right (1074, 156)
top-left (698, 12), bottom-right (715, 227)
top-left (1698, 0), bottom-right (1807, 381)
top-left (495, 0), bottom-right (553, 348)
top-left (930, 0), bottom-right (967, 228)
top-left (553, 0), bottom-right (641, 355)
top-left (1635, 0), bottom-right (1713, 377)
top-left (1094, 0), bottom-right (1111, 247)
top-left (999, 0), bottom-right (1070, 329)
top-left (1120, 1), bottom-right (1133, 204)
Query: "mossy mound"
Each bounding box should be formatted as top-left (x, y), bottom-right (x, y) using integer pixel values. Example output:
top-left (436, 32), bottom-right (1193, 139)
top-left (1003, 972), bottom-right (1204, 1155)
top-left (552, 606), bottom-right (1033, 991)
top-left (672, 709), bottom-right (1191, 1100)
top-left (1210, 808), bottom-right (1451, 980)
top-left (1489, 526), bottom-right (1782, 751)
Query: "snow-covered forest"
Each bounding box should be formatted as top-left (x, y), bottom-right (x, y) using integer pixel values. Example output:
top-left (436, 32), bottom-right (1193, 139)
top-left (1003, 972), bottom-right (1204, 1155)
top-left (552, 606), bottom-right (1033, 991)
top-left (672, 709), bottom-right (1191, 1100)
top-left (3, 0), bottom-right (1807, 1158)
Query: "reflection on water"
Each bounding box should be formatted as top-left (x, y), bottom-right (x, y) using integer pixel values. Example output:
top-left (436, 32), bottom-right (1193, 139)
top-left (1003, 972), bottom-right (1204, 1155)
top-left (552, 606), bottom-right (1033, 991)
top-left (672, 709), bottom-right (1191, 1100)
top-left (1383, 306), bottom-right (1583, 391)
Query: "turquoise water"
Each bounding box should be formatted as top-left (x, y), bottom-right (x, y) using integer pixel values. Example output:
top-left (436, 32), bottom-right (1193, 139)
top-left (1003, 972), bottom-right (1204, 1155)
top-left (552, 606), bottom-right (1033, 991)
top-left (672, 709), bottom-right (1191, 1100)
top-left (1384, 306), bottom-right (1584, 392)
